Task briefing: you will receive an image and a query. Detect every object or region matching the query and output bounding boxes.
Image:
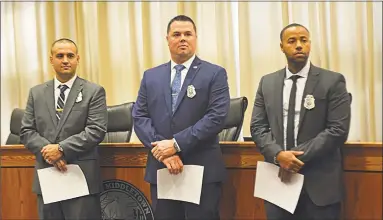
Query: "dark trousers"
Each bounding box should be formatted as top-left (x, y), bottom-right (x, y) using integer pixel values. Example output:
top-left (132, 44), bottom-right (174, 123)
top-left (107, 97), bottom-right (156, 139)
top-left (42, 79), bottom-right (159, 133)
top-left (150, 182), bottom-right (222, 220)
top-left (264, 189), bottom-right (341, 220)
top-left (37, 194), bottom-right (101, 220)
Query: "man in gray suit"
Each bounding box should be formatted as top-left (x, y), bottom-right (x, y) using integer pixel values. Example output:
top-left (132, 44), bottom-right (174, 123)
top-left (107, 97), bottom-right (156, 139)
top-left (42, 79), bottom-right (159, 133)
top-left (20, 38), bottom-right (107, 220)
top-left (250, 23), bottom-right (351, 219)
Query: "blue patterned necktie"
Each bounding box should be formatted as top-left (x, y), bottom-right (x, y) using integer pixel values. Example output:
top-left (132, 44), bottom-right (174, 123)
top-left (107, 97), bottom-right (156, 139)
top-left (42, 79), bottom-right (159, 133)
top-left (56, 84), bottom-right (69, 122)
top-left (171, 64), bottom-right (186, 113)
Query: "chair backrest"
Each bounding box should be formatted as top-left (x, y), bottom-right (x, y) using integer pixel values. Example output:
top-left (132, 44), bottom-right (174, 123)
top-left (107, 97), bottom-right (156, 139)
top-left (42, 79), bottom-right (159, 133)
top-left (102, 102), bottom-right (134, 143)
top-left (6, 108), bottom-right (25, 145)
top-left (218, 97), bottom-right (248, 141)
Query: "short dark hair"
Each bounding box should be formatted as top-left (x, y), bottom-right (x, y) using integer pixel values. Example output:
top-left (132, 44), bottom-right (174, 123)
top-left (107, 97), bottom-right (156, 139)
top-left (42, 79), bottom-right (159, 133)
top-left (167, 15), bottom-right (197, 34)
top-left (280, 23), bottom-right (310, 41)
top-left (51, 38), bottom-right (78, 54)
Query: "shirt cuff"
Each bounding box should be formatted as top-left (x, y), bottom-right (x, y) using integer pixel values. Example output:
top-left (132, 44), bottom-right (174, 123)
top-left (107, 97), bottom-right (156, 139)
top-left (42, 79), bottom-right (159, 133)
top-left (173, 138), bottom-right (181, 152)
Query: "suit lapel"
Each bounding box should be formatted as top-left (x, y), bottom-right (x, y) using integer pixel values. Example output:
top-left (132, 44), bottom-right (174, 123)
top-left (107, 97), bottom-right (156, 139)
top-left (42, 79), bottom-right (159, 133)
top-left (163, 62), bottom-right (172, 114)
top-left (298, 64), bottom-right (319, 133)
top-left (44, 80), bottom-right (57, 127)
top-left (54, 77), bottom-right (84, 139)
top-left (274, 69), bottom-right (285, 140)
top-left (173, 57), bottom-right (202, 115)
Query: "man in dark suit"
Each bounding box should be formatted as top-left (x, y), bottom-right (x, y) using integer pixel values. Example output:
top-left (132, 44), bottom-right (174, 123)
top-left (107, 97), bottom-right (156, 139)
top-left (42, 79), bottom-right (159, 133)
top-left (20, 38), bottom-right (107, 220)
top-left (132, 15), bottom-right (230, 220)
top-left (250, 23), bottom-right (351, 219)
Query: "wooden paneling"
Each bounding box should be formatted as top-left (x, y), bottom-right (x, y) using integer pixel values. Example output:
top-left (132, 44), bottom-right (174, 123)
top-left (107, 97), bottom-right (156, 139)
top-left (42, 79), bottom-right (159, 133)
top-left (1, 142), bottom-right (382, 220)
top-left (220, 169), bottom-right (266, 220)
top-left (342, 145), bottom-right (383, 172)
top-left (0, 168), bottom-right (37, 220)
top-left (343, 172), bottom-right (383, 220)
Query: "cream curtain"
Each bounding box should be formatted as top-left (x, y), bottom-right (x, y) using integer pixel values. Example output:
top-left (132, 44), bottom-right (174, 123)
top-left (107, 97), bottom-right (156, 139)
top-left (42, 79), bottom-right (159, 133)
top-left (1, 2), bottom-right (381, 144)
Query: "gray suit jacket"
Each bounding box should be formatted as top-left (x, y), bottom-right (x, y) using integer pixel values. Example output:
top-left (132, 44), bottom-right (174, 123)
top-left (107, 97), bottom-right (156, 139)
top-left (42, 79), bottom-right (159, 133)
top-left (250, 64), bottom-right (351, 206)
top-left (20, 77), bottom-right (107, 195)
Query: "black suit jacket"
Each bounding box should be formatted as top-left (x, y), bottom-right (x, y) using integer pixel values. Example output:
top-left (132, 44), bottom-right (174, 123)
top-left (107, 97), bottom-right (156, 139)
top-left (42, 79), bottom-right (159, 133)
top-left (250, 64), bottom-right (351, 206)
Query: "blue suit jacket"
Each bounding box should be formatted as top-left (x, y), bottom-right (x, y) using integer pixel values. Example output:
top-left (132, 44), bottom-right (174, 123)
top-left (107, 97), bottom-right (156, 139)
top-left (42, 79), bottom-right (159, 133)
top-left (133, 56), bottom-right (230, 184)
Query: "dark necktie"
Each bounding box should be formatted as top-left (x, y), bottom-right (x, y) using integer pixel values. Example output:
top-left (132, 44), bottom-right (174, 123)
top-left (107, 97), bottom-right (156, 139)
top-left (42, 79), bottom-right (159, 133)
top-left (286, 75), bottom-right (301, 149)
top-left (56, 84), bottom-right (69, 122)
top-left (171, 65), bottom-right (185, 113)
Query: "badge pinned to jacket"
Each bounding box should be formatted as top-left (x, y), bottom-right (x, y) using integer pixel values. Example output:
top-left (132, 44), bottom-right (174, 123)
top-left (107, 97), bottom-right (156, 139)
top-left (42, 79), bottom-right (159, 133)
top-left (187, 85), bottom-right (196, 98)
top-left (304, 94), bottom-right (315, 110)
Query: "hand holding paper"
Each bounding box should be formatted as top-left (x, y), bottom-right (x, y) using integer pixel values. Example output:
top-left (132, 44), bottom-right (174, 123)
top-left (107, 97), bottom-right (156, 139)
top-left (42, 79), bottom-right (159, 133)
top-left (54, 159), bottom-right (67, 172)
top-left (162, 155), bottom-right (184, 175)
top-left (37, 164), bottom-right (89, 204)
top-left (157, 165), bottom-right (204, 204)
top-left (254, 161), bottom-right (304, 214)
top-left (276, 150), bottom-right (304, 173)
top-left (41, 144), bottom-right (62, 163)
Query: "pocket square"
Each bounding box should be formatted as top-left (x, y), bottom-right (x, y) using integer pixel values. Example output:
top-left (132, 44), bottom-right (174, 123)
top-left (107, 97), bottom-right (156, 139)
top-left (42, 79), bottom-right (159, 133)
top-left (76, 91), bottom-right (83, 103)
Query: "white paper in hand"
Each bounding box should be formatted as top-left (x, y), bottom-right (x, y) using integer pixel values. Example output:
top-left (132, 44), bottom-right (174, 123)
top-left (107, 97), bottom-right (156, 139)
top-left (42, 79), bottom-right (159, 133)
top-left (37, 164), bottom-right (89, 204)
top-left (157, 165), bottom-right (204, 204)
top-left (254, 161), bottom-right (304, 214)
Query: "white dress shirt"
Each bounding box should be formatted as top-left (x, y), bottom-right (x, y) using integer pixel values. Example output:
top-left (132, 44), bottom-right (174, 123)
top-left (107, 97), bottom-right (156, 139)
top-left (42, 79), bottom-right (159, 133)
top-left (283, 61), bottom-right (310, 150)
top-left (54, 75), bottom-right (77, 107)
top-left (170, 54), bottom-right (196, 87)
top-left (170, 55), bottom-right (196, 152)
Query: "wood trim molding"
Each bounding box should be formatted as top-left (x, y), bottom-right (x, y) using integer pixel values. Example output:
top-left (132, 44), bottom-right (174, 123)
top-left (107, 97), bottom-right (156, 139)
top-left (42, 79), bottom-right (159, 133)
top-left (1, 142), bottom-right (382, 171)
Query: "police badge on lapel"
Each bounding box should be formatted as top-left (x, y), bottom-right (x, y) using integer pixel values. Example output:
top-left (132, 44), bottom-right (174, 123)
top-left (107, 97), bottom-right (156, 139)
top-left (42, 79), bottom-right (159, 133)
top-left (187, 85), bottom-right (196, 98)
top-left (304, 94), bottom-right (315, 110)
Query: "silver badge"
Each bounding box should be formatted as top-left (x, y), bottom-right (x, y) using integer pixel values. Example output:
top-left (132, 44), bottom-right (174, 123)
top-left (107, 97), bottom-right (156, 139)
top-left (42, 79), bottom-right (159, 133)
top-left (187, 85), bottom-right (196, 98)
top-left (304, 94), bottom-right (315, 110)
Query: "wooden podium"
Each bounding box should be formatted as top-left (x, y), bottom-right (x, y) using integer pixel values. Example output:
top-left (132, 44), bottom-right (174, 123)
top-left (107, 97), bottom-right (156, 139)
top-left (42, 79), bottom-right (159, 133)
top-left (1, 142), bottom-right (382, 219)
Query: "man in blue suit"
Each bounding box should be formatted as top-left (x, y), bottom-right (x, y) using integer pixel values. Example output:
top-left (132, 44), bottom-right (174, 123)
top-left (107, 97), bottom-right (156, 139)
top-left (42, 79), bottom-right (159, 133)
top-left (132, 15), bottom-right (230, 220)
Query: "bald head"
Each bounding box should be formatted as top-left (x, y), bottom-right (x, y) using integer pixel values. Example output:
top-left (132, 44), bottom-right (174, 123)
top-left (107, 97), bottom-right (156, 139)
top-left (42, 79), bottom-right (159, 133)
top-left (51, 38), bottom-right (78, 55)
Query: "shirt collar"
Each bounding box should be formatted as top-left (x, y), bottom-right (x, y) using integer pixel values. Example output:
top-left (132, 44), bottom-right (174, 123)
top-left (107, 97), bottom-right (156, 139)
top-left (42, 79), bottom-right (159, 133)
top-left (170, 54), bottom-right (196, 71)
top-left (285, 60), bottom-right (310, 79)
top-left (54, 75), bottom-right (78, 89)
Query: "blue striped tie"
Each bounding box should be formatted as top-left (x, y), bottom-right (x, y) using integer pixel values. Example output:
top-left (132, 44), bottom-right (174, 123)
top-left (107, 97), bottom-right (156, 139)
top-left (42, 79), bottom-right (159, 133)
top-left (171, 65), bottom-right (185, 113)
top-left (56, 84), bottom-right (69, 122)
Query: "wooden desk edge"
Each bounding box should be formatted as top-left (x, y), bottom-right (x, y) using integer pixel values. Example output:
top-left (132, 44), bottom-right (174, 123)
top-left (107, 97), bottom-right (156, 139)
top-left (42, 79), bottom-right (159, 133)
top-left (2, 142), bottom-right (381, 172)
top-left (1, 141), bottom-right (382, 150)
